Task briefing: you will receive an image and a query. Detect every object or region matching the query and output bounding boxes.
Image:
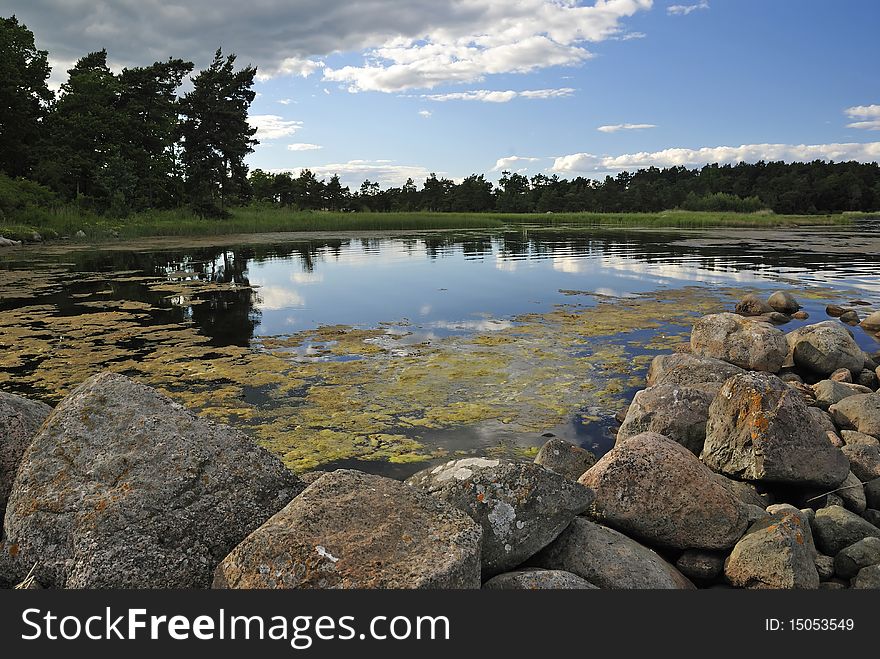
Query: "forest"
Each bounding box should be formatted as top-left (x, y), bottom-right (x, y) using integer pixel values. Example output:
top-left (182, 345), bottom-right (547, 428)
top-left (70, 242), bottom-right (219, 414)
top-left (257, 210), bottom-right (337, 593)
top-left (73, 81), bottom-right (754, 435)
top-left (2, 14), bottom-right (880, 228)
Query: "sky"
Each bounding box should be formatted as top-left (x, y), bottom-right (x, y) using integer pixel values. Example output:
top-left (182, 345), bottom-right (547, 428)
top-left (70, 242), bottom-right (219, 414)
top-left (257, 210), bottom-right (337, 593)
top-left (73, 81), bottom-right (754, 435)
top-left (8, 0), bottom-right (880, 188)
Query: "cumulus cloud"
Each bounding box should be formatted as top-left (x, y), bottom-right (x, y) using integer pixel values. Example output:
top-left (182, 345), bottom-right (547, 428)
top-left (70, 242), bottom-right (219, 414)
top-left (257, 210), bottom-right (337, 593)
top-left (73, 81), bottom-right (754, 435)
top-left (287, 143), bottom-right (323, 151)
top-left (597, 122), bottom-right (657, 132)
top-left (420, 88), bottom-right (575, 103)
top-left (492, 156), bottom-right (543, 171)
top-left (845, 105), bottom-right (880, 131)
top-left (271, 160), bottom-right (437, 188)
top-left (249, 115), bottom-right (303, 140)
top-left (667, 2), bottom-right (709, 16)
top-left (17, 1), bottom-right (652, 91)
top-left (552, 142), bottom-right (880, 173)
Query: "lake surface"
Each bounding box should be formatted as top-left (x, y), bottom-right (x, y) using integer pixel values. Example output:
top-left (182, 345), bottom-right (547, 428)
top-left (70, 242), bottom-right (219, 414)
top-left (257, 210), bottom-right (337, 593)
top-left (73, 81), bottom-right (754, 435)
top-left (2, 222), bottom-right (879, 478)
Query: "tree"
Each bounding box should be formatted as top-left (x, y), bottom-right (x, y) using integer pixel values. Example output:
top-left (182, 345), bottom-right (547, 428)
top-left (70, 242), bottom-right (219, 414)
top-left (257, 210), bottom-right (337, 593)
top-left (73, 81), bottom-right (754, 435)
top-left (179, 49), bottom-right (257, 216)
top-left (325, 174), bottom-right (348, 211)
top-left (0, 16), bottom-right (52, 178)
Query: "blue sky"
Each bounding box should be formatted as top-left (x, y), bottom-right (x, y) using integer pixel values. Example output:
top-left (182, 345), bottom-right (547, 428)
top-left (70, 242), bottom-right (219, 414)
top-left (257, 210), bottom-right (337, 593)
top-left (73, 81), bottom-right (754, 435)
top-left (13, 0), bottom-right (880, 188)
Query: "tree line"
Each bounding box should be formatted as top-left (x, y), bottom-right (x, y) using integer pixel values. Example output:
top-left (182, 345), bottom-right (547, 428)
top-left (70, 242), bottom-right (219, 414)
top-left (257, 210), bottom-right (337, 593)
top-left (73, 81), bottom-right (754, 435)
top-left (2, 15), bottom-right (880, 222)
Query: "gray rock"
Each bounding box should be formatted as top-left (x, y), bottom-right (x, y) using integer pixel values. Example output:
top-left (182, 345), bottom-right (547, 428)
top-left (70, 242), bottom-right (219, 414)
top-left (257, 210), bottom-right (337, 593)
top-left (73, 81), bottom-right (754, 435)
top-left (691, 313), bottom-right (788, 373)
top-left (712, 473), bottom-right (768, 508)
top-left (841, 430), bottom-right (879, 446)
top-left (768, 291), bottom-right (800, 315)
top-left (833, 536), bottom-right (880, 579)
top-left (3, 372), bottom-right (304, 589)
top-left (675, 550), bottom-right (725, 581)
top-left (786, 321), bottom-right (865, 376)
top-left (615, 385), bottom-right (715, 455)
top-left (744, 504), bottom-right (769, 525)
top-left (760, 312), bottom-right (792, 325)
top-left (840, 311), bottom-right (861, 326)
top-left (736, 294), bottom-right (775, 316)
top-left (841, 443), bottom-right (880, 482)
top-left (851, 564), bottom-right (880, 589)
top-left (812, 380), bottom-right (860, 410)
top-left (528, 517), bottom-right (694, 589)
top-left (407, 458), bottom-right (593, 576)
top-left (826, 305), bottom-right (851, 318)
top-left (830, 394), bottom-right (880, 437)
top-left (646, 353), bottom-right (745, 389)
top-left (826, 431), bottom-right (845, 448)
top-left (580, 433), bottom-right (748, 550)
top-left (820, 579), bottom-right (848, 590)
top-left (213, 470), bottom-right (481, 589)
top-left (837, 471), bottom-right (868, 514)
top-left (860, 311), bottom-right (880, 332)
top-left (856, 369), bottom-right (878, 390)
top-left (724, 512), bottom-right (819, 589)
top-left (808, 407), bottom-right (838, 434)
top-left (861, 509), bottom-right (880, 527)
top-left (701, 372), bottom-right (850, 488)
top-left (866, 478), bottom-right (880, 510)
top-left (779, 371), bottom-right (804, 384)
top-left (815, 554), bottom-right (835, 581)
top-left (0, 392), bottom-right (51, 533)
top-left (830, 368), bottom-right (854, 384)
top-left (812, 506), bottom-right (880, 556)
top-left (765, 504), bottom-right (818, 559)
top-left (298, 470), bottom-right (329, 486)
top-left (534, 438), bottom-right (597, 481)
top-left (482, 568), bottom-right (597, 590)
top-left (0, 237), bottom-right (21, 247)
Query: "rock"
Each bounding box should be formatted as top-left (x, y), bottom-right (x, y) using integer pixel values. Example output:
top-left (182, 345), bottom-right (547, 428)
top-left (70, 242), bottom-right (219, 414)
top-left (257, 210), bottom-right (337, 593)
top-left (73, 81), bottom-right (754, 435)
top-left (534, 438), bottom-right (597, 481)
top-left (830, 394), bottom-right (880, 436)
top-left (724, 512), bottom-right (819, 589)
top-left (712, 473), bottom-right (768, 508)
top-left (786, 380), bottom-right (817, 406)
top-left (815, 554), bottom-right (835, 581)
top-left (841, 443), bottom-right (880, 482)
top-left (826, 305), bottom-right (851, 318)
top-left (812, 506), bottom-right (880, 556)
top-left (676, 550), bottom-right (725, 581)
top-left (744, 504), bottom-right (769, 525)
top-left (760, 312), bottom-right (792, 325)
top-left (786, 321), bottom-right (865, 376)
top-left (407, 458), bottom-right (593, 576)
top-left (812, 380), bottom-right (861, 410)
top-left (298, 470), bottom-right (329, 486)
top-left (792, 311), bottom-right (809, 321)
top-left (860, 311), bottom-right (880, 332)
top-left (837, 471), bottom-right (868, 514)
top-left (0, 392), bottom-right (51, 533)
top-left (691, 313), bottom-right (788, 373)
top-left (826, 431), bottom-right (845, 448)
top-left (856, 369), bottom-right (878, 390)
top-left (701, 372), bottom-right (850, 488)
top-left (852, 564), bottom-right (880, 588)
top-left (0, 236), bottom-right (21, 247)
top-left (646, 353), bottom-right (745, 389)
top-left (866, 478), bottom-right (880, 509)
top-left (831, 368), bottom-right (854, 383)
top-left (820, 579), bottom-right (848, 589)
top-left (808, 407), bottom-right (837, 433)
top-left (833, 537), bottom-right (880, 579)
top-left (3, 373), bottom-right (304, 589)
top-left (861, 509), bottom-right (880, 527)
top-left (214, 470), bottom-right (481, 589)
top-left (615, 385), bottom-right (715, 455)
top-left (842, 430), bottom-right (880, 446)
top-left (528, 518), bottom-right (694, 589)
top-left (779, 370), bottom-right (803, 384)
top-left (74, 230), bottom-right (86, 239)
top-left (765, 504), bottom-right (818, 559)
top-left (580, 432), bottom-right (748, 550)
top-left (840, 310), bottom-right (861, 326)
top-left (768, 291), bottom-right (800, 315)
top-left (736, 294), bottom-right (775, 317)
top-left (482, 568), bottom-right (597, 590)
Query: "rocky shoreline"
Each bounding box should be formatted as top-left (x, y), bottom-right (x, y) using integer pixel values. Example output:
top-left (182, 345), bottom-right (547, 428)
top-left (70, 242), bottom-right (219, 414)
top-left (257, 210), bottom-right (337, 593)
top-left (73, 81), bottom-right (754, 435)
top-left (2, 290), bottom-right (880, 589)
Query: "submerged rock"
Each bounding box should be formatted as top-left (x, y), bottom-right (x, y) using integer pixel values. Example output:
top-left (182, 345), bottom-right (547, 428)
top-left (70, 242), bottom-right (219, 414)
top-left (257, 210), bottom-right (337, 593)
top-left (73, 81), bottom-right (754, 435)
top-left (580, 432), bottom-right (748, 550)
top-left (0, 392), bottom-right (51, 533)
top-left (691, 313), bottom-right (788, 373)
top-left (646, 352), bottom-right (745, 388)
top-left (534, 437), bottom-right (596, 482)
top-left (812, 505), bottom-right (880, 556)
top-left (407, 458), bottom-right (593, 576)
top-left (528, 517), bottom-right (694, 589)
top-left (786, 321), bottom-right (865, 376)
top-left (3, 372), bottom-right (304, 589)
top-left (701, 372), bottom-right (849, 488)
top-left (482, 568), bottom-right (597, 590)
top-left (214, 470), bottom-right (482, 589)
top-left (616, 384), bottom-right (716, 455)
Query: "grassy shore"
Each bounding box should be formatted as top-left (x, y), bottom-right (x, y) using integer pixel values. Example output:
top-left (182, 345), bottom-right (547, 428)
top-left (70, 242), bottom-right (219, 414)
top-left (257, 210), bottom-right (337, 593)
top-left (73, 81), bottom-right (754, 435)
top-left (0, 206), bottom-right (865, 243)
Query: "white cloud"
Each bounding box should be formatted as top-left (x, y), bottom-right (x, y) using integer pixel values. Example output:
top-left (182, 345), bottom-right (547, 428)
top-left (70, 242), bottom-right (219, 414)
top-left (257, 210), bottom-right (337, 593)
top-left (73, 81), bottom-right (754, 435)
top-left (597, 122), bottom-right (657, 133)
top-left (847, 121), bottom-right (880, 131)
top-left (287, 143), bottom-right (323, 151)
top-left (418, 109), bottom-right (433, 118)
top-left (271, 160), bottom-right (437, 188)
top-left (845, 105), bottom-right (880, 130)
top-left (263, 56), bottom-right (324, 80)
top-left (419, 87), bottom-right (575, 103)
top-left (291, 272), bottom-right (324, 284)
top-left (492, 156), bottom-right (543, 172)
top-left (277, 98), bottom-right (294, 105)
top-left (255, 286), bottom-right (305, 311)
top-left (249, 115), bottom-right (303, 140)
top-left (667, 2), bottom-right (709, 16)
top-left (552, 142), bottom-right (880, 173)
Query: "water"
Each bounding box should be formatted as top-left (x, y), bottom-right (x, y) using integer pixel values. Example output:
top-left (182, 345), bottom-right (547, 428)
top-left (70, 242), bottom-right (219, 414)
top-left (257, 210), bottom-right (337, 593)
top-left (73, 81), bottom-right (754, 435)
top-left (1, 222), bottom-right (879, 476)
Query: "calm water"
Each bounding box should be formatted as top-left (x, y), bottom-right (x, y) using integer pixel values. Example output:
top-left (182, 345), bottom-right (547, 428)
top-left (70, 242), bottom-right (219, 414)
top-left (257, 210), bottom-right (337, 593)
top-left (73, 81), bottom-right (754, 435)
top-left (2, 223), bottom-right (879, 476)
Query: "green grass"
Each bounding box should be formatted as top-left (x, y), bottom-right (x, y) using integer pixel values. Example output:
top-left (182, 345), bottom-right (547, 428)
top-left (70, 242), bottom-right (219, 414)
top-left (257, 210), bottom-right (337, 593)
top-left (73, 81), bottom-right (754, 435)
top-left (0, 206), bottom-right (865, 243)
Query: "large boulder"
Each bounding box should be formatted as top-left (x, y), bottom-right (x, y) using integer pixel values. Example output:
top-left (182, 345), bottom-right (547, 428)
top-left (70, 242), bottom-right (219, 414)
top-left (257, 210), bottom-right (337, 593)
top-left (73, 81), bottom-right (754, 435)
top-left (830, 394), bottom-right (880, 437)
top-left (213, 470), bottom-right (481, 589)
top-left (691, 313), bottom-right (788, 373)
top-left (528, 517), bottom-right (694, 589)
top-left (835, 471), bottom-right (868, 514)
top-left (3, 373), bottom-right (304, 589)
top-left (616, 385), bottom-right (715, 455)
top-left (841, 443), bottom-right (880, 482)
top-left (812, 505), bottom-right (880, 556)
top-left (646, 353), bottom-right (746, 389)
top-left (724, 512), bottom-right (819, 589)
top-left (0, 392), bottom-right (51, 532)
top-left (768, 291), bottom-right (801, 315)
top-left (580, 433), bottom-right (747, 550)
top-left (786, 321), bottom-right (865, 376)
top-left (701, 372), bottom-right (850, 488)
top-left (482, 568), bottom-right (597, 590)
top-left (534, 438), bottom-right (596, 481)
top-left (833, 537), bottom-right (880, 579)
top-left (407, 458), bottom-right (593, 576)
